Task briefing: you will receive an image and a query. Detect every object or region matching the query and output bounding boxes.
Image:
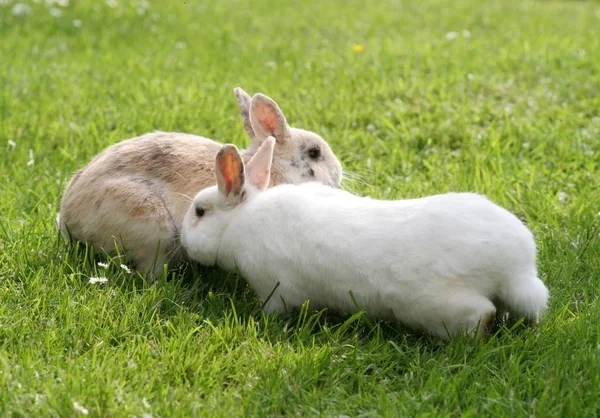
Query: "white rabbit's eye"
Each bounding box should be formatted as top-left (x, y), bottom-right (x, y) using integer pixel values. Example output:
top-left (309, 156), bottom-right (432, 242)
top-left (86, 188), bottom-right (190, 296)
top-left (308, 147), bottom-right (320, 159)
top-left (195, 206), bottom-right (205, 217)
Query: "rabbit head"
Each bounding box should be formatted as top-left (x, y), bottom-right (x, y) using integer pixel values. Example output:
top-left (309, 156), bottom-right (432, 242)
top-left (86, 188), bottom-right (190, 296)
top-left (181, 137), bottom-right (275, 267)
top-left (234, 88), bottom-right (342, 188)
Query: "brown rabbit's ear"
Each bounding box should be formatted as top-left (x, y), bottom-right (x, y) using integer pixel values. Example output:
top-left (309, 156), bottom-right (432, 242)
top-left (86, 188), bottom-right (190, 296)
top-left (215, 144), bottom-right (245, 198)
top-left (249, 93), bottom-right (291, 145)
top-left (246, 136), bottom-right (275, 191)
top-left (234, 87), bottom-right (255, 138)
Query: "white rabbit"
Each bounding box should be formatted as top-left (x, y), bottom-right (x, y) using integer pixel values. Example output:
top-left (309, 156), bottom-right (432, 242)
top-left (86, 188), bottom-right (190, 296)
top-left (181, 138), bottom-right (550, 338)
top-left (59, 88), bottom-right (343, 277)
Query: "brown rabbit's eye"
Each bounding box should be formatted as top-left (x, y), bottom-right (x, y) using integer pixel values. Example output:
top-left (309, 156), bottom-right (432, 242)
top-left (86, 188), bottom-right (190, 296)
top-left (308, 147), bottom-right (320, 159)
top-left (195, 206), bottom-right (205, 217)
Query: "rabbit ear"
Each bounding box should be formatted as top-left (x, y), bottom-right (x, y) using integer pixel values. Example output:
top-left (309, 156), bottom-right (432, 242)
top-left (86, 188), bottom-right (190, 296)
top-left (215, 144), bottom-right (245, 198)
top-left (234, 87), bottom-right (255, 138)
top-left (249, 93), bottom-right (291, 145)
top-left (246, 136), bottom-right (275, 191)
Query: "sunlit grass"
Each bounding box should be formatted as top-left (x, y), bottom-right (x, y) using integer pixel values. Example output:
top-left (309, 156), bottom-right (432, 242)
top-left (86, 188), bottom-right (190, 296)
top-left (1, 0), bottom-right (599, 416)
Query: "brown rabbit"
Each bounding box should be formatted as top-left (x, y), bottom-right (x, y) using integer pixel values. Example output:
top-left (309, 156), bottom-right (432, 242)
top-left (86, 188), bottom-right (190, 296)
top-left (59, 88), bottom-right (343, 277)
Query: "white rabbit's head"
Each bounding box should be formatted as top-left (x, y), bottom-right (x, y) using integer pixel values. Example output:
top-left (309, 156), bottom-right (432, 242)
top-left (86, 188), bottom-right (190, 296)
top-left (234, 88), bottom-right (342, 188)
top-left (181, 137), bottom-right (275, 267)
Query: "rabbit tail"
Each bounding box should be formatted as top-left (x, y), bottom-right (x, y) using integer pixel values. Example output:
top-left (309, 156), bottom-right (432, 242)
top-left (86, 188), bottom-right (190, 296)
top-left (498, 272), bottom-right (549, 323)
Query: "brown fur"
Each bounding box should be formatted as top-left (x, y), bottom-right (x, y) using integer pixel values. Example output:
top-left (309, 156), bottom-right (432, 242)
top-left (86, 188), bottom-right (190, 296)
top-left (60, 131), bottom-right (338, 275)
top-left (59, 89), bottom-right (343, 277)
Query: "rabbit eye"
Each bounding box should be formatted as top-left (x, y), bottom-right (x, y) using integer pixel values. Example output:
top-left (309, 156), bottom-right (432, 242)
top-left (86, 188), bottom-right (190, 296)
top-left (195, 206), bottom-right (205, 217)
top-left (308, 147), bottom-right (320, 159)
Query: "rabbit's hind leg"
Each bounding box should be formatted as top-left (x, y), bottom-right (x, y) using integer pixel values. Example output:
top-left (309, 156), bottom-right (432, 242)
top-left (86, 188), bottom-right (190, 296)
top-left (396, 289), bottom-right (497, 339)
top-left (67, 177), bottom-right (178, 279)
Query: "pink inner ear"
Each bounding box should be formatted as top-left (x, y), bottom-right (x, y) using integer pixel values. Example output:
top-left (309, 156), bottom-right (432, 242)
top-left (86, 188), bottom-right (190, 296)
top-left (257, 172), bottom-right (269, 190)
top-left (218, 150), bottom-right (242, 196)
top-left (257, 103), bottom-right (277, 133)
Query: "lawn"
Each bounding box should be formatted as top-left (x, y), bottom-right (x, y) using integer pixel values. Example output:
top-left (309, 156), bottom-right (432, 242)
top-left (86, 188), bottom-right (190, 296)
top-left (1, 0), bottom-right (599, 416)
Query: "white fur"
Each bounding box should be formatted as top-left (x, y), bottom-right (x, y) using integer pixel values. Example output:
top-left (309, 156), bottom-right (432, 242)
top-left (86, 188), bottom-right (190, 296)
top-left (182, 141), bottom-right (550, 338)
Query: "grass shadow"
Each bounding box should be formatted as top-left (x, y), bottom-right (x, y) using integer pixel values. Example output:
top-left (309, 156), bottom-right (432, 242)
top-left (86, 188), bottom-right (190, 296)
top-left (56, 235), bottom-right (544, 352)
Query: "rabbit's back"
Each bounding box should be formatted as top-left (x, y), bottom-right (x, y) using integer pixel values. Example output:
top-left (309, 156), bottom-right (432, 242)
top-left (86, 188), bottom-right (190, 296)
top-left (66, 132), bottom-right (221, 193)
top-left (62, 132), bottom-right (223, 221)
top-left (59, 132), bottom-right (224, 273)
top-left (223, 185), bottom-right (537, 318)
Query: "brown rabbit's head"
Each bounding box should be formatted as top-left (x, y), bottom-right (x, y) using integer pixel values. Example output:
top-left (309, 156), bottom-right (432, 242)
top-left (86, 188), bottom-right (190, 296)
top-left (234, 88), bottom-right (343, 189)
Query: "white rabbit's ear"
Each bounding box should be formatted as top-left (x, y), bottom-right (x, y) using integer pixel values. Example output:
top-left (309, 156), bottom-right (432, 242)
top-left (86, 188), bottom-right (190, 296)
top-left (249, 93), bottom-right (291, 144)
top-left (234, 87), bottom-right (255, 138)
top-left (215, 144), bottom-right (245, 198)
top-left (246, 136), bottom-right (275, 191)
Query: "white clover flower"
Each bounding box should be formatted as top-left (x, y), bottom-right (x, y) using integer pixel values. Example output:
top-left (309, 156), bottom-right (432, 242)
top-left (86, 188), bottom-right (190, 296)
top-left (120, 264), bottom-right (131, 273)
top-left (97, 262), bottom-right (109, 269)
top-left (445, 31), bottom-right (458, 40)
top-left (73, 402), bottom-right (89, 415)
top-left (7, 139), bottom-right (16, 148)
top-left (558, 191), bottom-right (568, 204)
top-left (27, 149), bottom-right (34, 167)
top-left (89, 276), bottom-right (108, 284)
top-left (12, 3), bottom-right (32, 16)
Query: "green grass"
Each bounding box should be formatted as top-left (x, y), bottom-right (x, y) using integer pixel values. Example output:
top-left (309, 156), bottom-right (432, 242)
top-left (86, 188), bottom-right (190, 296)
top-left (1, 0), bottom-right (600, 416)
